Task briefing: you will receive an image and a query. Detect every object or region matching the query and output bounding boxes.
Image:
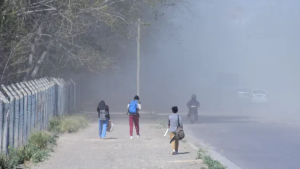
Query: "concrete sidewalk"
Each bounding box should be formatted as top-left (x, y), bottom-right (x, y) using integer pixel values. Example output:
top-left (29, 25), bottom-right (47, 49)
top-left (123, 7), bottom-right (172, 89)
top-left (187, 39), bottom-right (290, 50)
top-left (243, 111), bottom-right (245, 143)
top-left (32, 118), bottom-right (204, 169)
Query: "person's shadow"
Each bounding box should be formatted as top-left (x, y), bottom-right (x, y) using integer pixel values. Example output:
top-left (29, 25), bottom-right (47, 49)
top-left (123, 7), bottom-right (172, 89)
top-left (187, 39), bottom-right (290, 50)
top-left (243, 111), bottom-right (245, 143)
top-left (105, 137), bottom-right (117, 140)
top-left (177, 152), bottom-right (190, 155)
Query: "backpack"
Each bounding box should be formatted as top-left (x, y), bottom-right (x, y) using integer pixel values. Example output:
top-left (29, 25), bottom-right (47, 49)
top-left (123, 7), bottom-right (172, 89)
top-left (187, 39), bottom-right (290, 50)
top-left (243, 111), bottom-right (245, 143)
top-left (175, 115), bottom-right (185, 140)
top-left (128, 100), bottom-right (138, 114)
top-left (99, 109), bottom-right (107, 120)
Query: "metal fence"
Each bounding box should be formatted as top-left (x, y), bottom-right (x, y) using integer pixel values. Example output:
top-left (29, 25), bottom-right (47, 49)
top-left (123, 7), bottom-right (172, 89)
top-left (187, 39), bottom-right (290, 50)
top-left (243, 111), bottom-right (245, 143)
top-left (0, 78), bottom-right (77, 154)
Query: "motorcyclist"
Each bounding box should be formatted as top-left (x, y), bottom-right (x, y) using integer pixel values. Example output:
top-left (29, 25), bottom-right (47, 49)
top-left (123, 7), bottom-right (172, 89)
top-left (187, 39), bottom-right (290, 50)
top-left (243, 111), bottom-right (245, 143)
top-left (187, 94), bottom-right (200, 120)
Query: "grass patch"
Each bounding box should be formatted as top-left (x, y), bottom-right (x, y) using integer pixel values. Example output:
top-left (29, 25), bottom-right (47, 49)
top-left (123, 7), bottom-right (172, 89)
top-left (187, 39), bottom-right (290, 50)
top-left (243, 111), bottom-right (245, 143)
top-left (0, 132), bottom-right (56, 169)
top-left (197, 148), bottom-right (227, 169)
top-left (0, 114), bottom-right (89, 169)
top-left (49, 114), bottom-right (89, 133)
top-left (180, 139), bottom-right (187, 143)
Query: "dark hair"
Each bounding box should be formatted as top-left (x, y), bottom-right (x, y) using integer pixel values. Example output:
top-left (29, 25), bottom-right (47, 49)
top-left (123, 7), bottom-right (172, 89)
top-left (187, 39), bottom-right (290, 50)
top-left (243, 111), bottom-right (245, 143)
top-left (98, 100), bottom-right (106, 110)
top-left (172, 106), bottom-right (178, 113)
top-left (134, 95), bottom-right (139, 100)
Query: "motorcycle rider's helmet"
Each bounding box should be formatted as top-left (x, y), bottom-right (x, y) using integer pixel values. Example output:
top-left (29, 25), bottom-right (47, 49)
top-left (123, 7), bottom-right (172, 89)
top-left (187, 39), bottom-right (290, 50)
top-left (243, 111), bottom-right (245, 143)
top-left (191, 94), bottom-right (196, 100)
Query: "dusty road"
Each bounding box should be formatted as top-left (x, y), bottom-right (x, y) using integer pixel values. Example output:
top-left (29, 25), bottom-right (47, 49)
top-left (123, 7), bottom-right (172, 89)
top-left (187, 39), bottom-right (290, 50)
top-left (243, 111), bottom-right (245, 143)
top-left (154, 111), bottom-right (300, 169)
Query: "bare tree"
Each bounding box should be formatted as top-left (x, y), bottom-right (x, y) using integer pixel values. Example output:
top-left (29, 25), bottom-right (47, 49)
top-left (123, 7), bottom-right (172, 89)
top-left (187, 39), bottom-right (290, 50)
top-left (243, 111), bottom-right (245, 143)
top-left (0, 0), bottom-right (175, 84)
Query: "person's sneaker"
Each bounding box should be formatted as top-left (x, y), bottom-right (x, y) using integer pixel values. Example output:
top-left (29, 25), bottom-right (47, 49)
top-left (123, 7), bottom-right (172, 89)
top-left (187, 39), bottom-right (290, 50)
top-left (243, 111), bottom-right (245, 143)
top-left (137, 135), bottom-right (140, 139)
top-left (130, 136), bottom-right (133, 139)
top-left (175, 151), bottom-right (178, 155)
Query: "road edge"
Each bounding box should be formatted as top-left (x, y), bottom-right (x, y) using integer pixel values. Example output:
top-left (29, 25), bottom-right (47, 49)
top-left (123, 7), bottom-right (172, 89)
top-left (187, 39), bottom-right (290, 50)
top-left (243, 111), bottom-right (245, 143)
top-left (151, 111), bottom-right (242, 169)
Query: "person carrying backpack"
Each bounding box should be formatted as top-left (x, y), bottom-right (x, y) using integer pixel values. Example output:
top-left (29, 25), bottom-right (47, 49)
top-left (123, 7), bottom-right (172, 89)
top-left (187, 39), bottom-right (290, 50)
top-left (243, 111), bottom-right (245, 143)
top-left (97, 100), bottom-right (110, 139)
top-left (168, 106), bottom-right (184, 155)
top-left (127, 95), bottom-right (141, 139)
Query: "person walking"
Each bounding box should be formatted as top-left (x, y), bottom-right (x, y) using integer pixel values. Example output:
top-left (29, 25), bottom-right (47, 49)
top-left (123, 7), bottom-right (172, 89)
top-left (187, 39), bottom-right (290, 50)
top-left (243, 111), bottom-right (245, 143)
top-left (127, 95), bottom-right (141, 139)
top-left (168, 106), bottom-right (183, 155)
top-left (97, 100), bottom-right (110, 139)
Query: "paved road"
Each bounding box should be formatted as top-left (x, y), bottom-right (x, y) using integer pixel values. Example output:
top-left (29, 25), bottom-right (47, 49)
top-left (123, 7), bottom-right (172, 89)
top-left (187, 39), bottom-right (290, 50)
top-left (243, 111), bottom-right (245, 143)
top-left (185, 115), bottom-right (300, 169)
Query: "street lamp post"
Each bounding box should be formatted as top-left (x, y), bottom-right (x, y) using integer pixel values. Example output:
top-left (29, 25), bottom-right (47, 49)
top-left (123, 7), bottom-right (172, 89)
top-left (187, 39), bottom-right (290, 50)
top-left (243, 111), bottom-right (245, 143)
top-left (137, 18), bottom-right (141, 96)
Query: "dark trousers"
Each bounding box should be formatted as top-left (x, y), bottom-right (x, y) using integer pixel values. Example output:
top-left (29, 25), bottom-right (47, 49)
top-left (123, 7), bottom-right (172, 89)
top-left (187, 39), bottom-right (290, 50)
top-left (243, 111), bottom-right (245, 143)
top-left (188, 108), bottom-right (198, 120)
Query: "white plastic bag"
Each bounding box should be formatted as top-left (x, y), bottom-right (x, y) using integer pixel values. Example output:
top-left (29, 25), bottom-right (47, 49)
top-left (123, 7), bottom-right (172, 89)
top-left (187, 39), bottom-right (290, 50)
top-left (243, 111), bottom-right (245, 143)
top-left (109, 122), bottom-right (114, 132)
top-left (164, 128), bottom-right (169, 137)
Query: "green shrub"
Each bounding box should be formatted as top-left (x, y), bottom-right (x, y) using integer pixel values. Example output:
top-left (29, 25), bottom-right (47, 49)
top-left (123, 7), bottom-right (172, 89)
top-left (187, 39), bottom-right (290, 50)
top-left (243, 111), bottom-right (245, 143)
top-left (203, 155), bottom-right (227, 169)
top-left (0, 114), bottom-right (88, 169)
top-left (49, 116), bottom-right (62, 133)
top-left (49, 114), bottom-right (89, 133)
top-left (31, 149), bottom-right (49, 163)
top-left (197, 148), bottom-right (227, 169)
top-left (0, 132), bottom-right (56, 169)
top-left (0, 147), bottom-right (23, 169)
top-left (28, 132), bottom-right (56, 149)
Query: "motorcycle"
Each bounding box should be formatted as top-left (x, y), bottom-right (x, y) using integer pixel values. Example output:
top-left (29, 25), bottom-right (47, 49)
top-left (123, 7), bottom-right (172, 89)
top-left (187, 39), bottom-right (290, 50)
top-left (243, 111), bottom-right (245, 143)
top-left (189, 105), bottom-right (198, 124)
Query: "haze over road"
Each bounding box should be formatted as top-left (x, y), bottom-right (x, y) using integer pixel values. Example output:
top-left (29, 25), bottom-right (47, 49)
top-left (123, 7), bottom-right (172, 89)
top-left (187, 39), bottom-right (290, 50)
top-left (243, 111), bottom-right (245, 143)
top-left (188, 116), bottom-right (300, 169)
top-left (154, 110), bottom-right (300, 169)
top-left (82, 0), bottom-right (300, 168)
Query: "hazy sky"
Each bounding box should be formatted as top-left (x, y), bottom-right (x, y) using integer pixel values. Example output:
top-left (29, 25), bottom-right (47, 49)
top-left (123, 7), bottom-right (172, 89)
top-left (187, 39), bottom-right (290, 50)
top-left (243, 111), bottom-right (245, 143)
top-left (136, 0), bottom-right (300, 110)
top-left (85, 0), bottom-right (300, 112)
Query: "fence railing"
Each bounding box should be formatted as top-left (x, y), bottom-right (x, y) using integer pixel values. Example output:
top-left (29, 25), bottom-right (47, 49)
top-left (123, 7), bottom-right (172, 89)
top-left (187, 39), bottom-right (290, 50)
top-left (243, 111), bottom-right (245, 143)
top-left (0, 77), bottom-right (77, 154)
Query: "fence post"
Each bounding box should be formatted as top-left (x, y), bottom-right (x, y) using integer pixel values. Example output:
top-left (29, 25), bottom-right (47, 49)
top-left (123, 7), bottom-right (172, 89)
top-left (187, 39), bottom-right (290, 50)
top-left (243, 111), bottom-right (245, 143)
top-left (40, 79), bottom-right (48, 130)
top-left (1, 85), bottom-right (15, 150)
top-left (33, 80), bottom-right (42, 131)
top-left (23, 82), bottom-right (32, 134)
top-left (70, 79), bottom-right (76, 112)
top-left (37, 80), bottom-right (43, 131)
top-left (35, 80), bottom-right (42, 131)
top-left (51, 78), bottom-right (58, 117)
top-left (28, 81), bottom-right (37, 131)
top-left (0, 93), bottom-right (3, 153)
top-left (44, 78), bottom-right (53, 119)
top-left (17, 83), bottom-right (27, 144)
top-left (66, 80), bottom-right (70, 114)
top-left (58, 79), bottom-right (64, 115)
top-left (60, 79), bottom-right (67, 115)
top-left (0, 92), bottom-right (9, 154)
top-left (7, 85), bottom-right (20, 148)
top-left (0, 91), bottom-right (8, 153)
top-left (45, 78), bottom-right (52, 129)
top-left (53, 78), bottom-right (63, 116)
top-left (20, 82), bottom-right (31, 142)
top-left (11, 84), bottom-right (24, 146)
top-left (48, 78), bottom-right (56, 118)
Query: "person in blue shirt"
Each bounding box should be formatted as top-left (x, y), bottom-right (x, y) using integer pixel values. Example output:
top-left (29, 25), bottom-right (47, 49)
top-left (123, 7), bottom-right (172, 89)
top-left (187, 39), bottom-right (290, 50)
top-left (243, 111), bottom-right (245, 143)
top-left (168, 106), bottom-right (183, 155)
top-left (127, 95), bottom-right (141, 139)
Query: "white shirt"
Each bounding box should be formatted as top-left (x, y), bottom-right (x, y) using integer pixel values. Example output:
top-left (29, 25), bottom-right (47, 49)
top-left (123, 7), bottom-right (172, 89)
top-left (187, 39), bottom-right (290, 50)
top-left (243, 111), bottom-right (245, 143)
top-left (127, 103), bottom-right (141, 110)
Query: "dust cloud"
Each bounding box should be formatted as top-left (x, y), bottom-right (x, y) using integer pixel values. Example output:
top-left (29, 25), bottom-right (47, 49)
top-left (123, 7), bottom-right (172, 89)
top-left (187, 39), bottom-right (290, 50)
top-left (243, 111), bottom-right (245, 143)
top-left (80, 0), bottom-right (300, 121)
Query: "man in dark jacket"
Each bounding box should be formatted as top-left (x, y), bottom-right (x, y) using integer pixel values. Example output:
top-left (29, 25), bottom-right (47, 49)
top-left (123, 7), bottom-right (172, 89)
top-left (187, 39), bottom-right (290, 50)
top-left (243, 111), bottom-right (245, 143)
top-left (187, 94), bottom-right (200, 120)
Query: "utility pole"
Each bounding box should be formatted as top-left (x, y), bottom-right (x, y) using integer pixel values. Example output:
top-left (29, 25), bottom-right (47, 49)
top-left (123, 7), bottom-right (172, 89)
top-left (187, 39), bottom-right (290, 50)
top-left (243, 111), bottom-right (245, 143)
top-left (137, 18), bottom-right (140, 96)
